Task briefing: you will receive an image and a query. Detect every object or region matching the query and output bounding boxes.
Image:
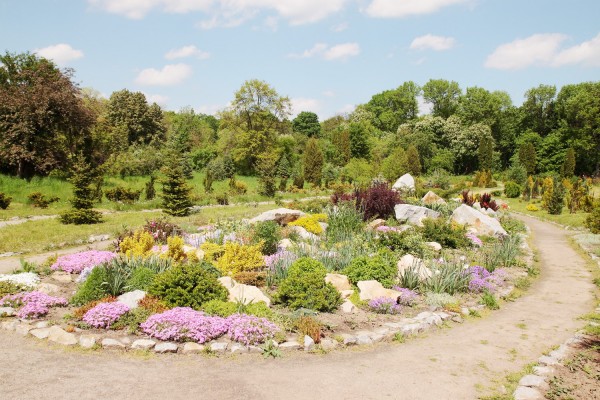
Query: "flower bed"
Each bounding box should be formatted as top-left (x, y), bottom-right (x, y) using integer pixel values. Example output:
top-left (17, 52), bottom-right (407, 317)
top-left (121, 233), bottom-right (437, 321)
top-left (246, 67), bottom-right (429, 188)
top-left (51, 250), bottom-right (116, 273)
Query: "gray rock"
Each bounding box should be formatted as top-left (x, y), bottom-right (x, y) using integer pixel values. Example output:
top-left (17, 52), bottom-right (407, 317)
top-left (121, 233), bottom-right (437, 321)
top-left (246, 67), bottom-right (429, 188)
top-left (394, 204), bottom-right (441, 227)
top-left (182, 342), bottom-right (205, 354)
top-left (325, 273), bottom-right (352, 292)
top-left (397, 254), bottom-right (432, 281)
top-left (278, 341), bottom-right (302, 350)
top-left (48, 326), bottom-right (77, 346)
top-left (154, 342), bottom-right (178, 353)
top-left (355, 333), bottom-right (373, 345)
top-left (230, 343), bottom-right (248, 354)
top-left (519, 375), bottom-right (548, 389)
top-left (357, 280), bottom-right (402, 301)
top-left (425, 241), bottom-right (442, 252)
top-left (367, 219), bottom-right (386, 230)
top-left (304, 335), bottom-right (315, 351)
top-left (514, 386), bottom-right (543, 400)
top-left (421, 191), bottom-right (446, 205)
top-left (248, 345), bottom-right (264, 354)
top-left (101, 338), bottom-right (126, 349)
top-left (370, 333), bottom-right (385, 343)
top-left (451, 204), bottom-right (507, 236)
top-left (320, 338), bottom-right (337, 351)
top-left (278, 238), bottom-right (294, 249)
top-left (117, 290), bottom-right (146, 310)
top-left (34, 321), bottom-right (49, 329)
top-left (290, 226), bottom-right (319, 241)
top-left (392, 173), bottom-right (415, 192)
top-left (533, 366), bottom-right (553, 376)
top-left (0, 307), bottom-right (15, 317)
top-left (131, 339), bottom-right (156, 350)
top-left (79, 335), bottom-right (97, 349)
top-left (340, 334), bottom-right (357, 346)
top-left (340, 300), bottom-right (357, 314)
top-left (210, 342), bottom-right (228, 353)
top-left (537, 355), bottom-right (559, 366)
top-left (29, 327), bottom-right (51, 339)
top-left (89, 234), bottom-right (110, 243)
top-left (549, 345), bottom-right (569, 361)
top-left (249, 208), bottom-right (305, 225)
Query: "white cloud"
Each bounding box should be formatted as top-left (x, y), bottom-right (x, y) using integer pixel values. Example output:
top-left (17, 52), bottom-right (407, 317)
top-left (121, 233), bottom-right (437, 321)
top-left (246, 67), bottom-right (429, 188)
top-left (289, 42), bottom-right (360, 61)
top-left (135, 63), bottom-right (192, 86)
top-left (33, 43), bottom-right (84, 66)
top-left (144, 93), bottom-right (170, 106)
top-left (331, 22), bottom-right (348, 32)
top-left (90, 0), bottom-right (346, 26)
top-left (365, 0), bottom-right (468, 18)
top-left (338, 104), bottom-right (355, 115)
top-left (485, 33), bottom-right (600, 70)
top-left (322, 90), bottom-right (335, 97)
top-left (290, 97), bottom-right (321, 117)
top-left (417, 96), bottom-right (433, 116)
top-left (410, 34), bottom-right (456, 51)
top-left (165, 45), bottom-right (210, 60)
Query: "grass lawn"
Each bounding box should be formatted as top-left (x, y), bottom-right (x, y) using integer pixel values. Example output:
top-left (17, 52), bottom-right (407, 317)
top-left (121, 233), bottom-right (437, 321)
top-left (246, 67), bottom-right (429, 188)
top-left (0, 203), bottom-right (278, 255)
top-left (502, 197), bottom-right (589, 229)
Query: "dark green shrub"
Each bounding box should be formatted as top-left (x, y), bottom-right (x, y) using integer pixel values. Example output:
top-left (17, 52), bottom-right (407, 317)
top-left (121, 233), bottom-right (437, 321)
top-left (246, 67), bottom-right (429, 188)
top-left (145, 176), bottom-right (156, 200)
top-left (547, 177), bottom-right (565, 215)
top-left (161, 162), bottom-right (192, 217)
top-left (27, 192), bottom-right (59, 208)
top-left (274, 258), bottom-right (341, 312)
top-left (110, 307), bottom-right (152, 333)
top-left (251, 221), bottom-right (282, 255)
top-left (70, 266), bottom-right (110, 306)
top-left (61, 157), bottom-right (102, 225)
top-left (126, 267), bottom-right (157, 291)
top-left (585, 201), bottom-right (600, 234)
top-left (148, 262), bottom-right (228, 310)
top-left (105, 186), bottom-right (142, 203)
top-left (377, 230), bottom-right (433, 259)
top-left (343, 252), bottom-right (397, 288)
top-left (420, 218), bottom-right (469, 249)
top-left (304, 138), bottom-right (324, 187)
top-left (504, 181), bottom-right (522, 198)
top-left (0, 192), bottom-right (11, 209)
top-left (60, 209), bottom-right (103, 225)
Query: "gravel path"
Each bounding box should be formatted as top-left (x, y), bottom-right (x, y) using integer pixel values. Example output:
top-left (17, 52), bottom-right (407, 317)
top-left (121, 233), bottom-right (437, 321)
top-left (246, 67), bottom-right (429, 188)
top-left (0, 215), bottom-right (596, 400)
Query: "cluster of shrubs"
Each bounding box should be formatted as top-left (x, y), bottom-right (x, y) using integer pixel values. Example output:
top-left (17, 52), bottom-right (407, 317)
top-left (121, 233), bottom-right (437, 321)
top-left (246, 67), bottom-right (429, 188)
top-left (105, 186), bottom-right (142, 203)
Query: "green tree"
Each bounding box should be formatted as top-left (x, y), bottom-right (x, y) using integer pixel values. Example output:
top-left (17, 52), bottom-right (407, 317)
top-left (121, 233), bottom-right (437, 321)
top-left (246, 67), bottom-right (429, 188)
top-left (0, 52), bottom-right (94, 178)
top-left (381, 147), bottom-right (408, 181)
top-left (292, 111), bottom-right (321, 137)
top-left (562, 148), bottom-right (576, 178)
top-left (230, 79), bottom-right (291, 132)
top-left (256, 151), bottom-right (279, 197)
top-left (518, 142), bottom-right (537, 176)
top-left (422, 79), bottom-right (462, 118)
top-left (303, 138), bottom-right (324, 187)
top-left (521, 84), bottom-right (557, 137)
top-left (406, 145), bottom-right (421, 176)
top-left (331, 128), bottom-right (351, 166)
top-left (60, 156), bottom-right (102, 225)
top-left (161, 157), bottom-right (192, 216)
top-left (478, 135), bottom-right (494, 172)
top-left (547, 177), bottom-right (565, 215)
top-left (349, 122), bottom-right (371, 159)
top-left (365, 81), bottom-right (420, 132)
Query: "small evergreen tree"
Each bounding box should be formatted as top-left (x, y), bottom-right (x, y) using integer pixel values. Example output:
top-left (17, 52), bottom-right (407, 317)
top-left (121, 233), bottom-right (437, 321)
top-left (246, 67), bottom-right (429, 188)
top-left (478, 136), bottom-right (494, 172)
top-left (381, 147), bottom-right (408, 182)
top-left (256, 152), bottom-right (278, 197)
top-left (277, 154), bottom-right (292, 192)
top-left (561, 147), bottom-right (576, 178)
top-left (203, 169), bottom-right (214, 193)
top-left (547, 177), bottom-right (565, 215)
top-left (406, 145), bottom-right (421, 176)
top-left (60, 156), bottom-right (103, 225)
top-left (161, 159), bottom-right (192, 217)
top-left (518, 142), bottom-right (537, 176)
top-left (145, 175), bottom-right (156, 200)
top-left (303, 138), bottom-right (324, 187)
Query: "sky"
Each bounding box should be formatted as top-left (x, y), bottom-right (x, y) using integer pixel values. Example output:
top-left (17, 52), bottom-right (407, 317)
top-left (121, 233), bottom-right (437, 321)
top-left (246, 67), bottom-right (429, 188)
top-left (1, 0), bottom-right (599, 119)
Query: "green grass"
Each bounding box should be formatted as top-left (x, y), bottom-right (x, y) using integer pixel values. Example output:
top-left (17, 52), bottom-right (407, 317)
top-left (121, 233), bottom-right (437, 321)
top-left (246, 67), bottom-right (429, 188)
top-left (0, 203), bottom-right (278, 254)
top-left (502, 196), bottom-right (589, 229)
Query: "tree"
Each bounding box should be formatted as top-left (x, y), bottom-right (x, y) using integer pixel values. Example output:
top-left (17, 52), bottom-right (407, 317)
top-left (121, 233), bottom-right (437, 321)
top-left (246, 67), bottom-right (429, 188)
top-left (303, 139), bottom-right (324, 187)
top-left (518, 142), bottom-right (537, 176)
top-left (161, 157), bottom-right (192, 216)
top-left (547, 177), bottom-right (565, 215)
top-left (422, 79), bottom-right (461, 119)
top-left (60, 156), bottom-right (102, 225)
top-left (478, 135), bottom-right (494, 172)
top-left (0, 52), bottom-right (94, 178)
top-left (292, 111), bottom-right (321, 137)
top-left (406, 145), bottom-right (422, 176)
top-left (331, 128), bottom-right (351, 166)
top-left (256, 151), bottom-right (279, 197)
top-left (365, 81), bottom-right (420, 132)
top-left (381, 147), bottom-right (408, 181)
top-left (562, 148), bottom-right (576, 178)
top-left (521, 84), bottom-right (557, 137)
top-left (230, 79), bottom-right (291, 132)
top-left (349, 122), bottom-right (371, 159)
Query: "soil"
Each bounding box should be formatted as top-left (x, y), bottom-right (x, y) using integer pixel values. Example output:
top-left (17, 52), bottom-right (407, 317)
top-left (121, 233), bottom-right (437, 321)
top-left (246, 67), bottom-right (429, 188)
top-left (0, 214), bottom-right (597, 400)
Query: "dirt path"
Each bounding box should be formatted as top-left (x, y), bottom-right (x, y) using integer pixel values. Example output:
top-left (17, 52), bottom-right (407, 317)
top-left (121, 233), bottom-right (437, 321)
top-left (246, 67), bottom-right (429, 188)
top-left (0, 215), bottom-right (596, 400)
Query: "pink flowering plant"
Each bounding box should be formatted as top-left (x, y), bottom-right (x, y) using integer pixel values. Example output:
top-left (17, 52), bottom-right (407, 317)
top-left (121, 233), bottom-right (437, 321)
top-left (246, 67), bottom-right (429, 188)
top-left (368, 297), bottom-right (402, 314)
top-left (0, 291), bottom-right (67, 319)
top-left (51, 250), bottom-right (116, 274)
top-left (392, 287), bottom-right (419, 306)
top-left (82, 301), bottom-right (130, 328)
top-left (465, 233), bottom-right (483, 247)
top-left (467, 266), bottom-right (506, 293)
top-left (226, 314), bottom-right (280, 345)
top-left (140, 307), bottom-right (229, 343)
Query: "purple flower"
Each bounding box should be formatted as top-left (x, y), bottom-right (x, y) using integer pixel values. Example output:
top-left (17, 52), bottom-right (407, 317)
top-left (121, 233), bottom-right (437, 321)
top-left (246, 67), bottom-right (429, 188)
top-left (466, 233), bottom-right (483, 247)
top-left (0, 291), bottom-right (67, 319)
top-left (368, 297), bottom-right (402, 314)
top-left (51, 250), bottom-right (116, 274)
top-left (467, 266), bottom-right (506, 293)
top-left (83, 302), bottom-right (130, 329)
top-left (226, 314), bottom-right (279, 345)
top-left (140, 307), bottom-right (229, 343)
top-left (263, 250), bottom-right (297, 270)
top-left (391, 287), bottom-right (419, 306)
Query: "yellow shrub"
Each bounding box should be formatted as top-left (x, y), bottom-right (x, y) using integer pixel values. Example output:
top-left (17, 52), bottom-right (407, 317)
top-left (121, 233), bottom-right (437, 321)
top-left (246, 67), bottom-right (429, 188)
top-left (288, 214), bottom-right (328, 235)
top-left (526, 203), bottom-right (539, 212)
top-left (119, 230), bottom-right (154, 258)
top-left (162, 236), bottom-right (186, 263)
top-left (200, 242), bottom-right (225, 263)
top-left (541, 177), bottom-right (554, 210)
top-left (216, 242), bottom-right (265, 276)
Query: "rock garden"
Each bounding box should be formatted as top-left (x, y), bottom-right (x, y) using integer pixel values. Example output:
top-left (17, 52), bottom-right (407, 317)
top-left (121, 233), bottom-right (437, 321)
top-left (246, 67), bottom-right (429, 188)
top-left (0, 178), bottom-right (533, 356)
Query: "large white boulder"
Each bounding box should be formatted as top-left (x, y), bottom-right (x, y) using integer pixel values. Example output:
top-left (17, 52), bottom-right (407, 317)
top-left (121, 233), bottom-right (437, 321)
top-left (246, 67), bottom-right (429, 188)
top-left (421, 191), bottom-right (446, 205)
top-left (325, 273), bottom-right (352, 292)
top-left (392, 173), bottom-right (415, 192)
top-left (394, 204), bottom-right (441, 227)
top-left (117, 290), bottom-right (146, 309)
top-left (249, 208), bottom-right (305, 225)
top-left (451, 204), bottom-right (507, 236)
top-left (290, 226), bottom-right (319, 241)
top-left (357, 280), bottom-right (402, 301)
top-left (397, 254), bottom-right (432, 281)
top-left (218, 277), bottom-right (271, 307)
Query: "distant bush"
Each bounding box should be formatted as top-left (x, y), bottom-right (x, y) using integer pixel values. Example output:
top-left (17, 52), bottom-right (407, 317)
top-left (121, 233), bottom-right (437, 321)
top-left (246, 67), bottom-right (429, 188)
top-left (503, 181), bottom-right (522, 198)
top-left (0, 192), bottom-right (11, 209)
top-left (251, 221), bottom-right (282, 255)
top-left (105, 186), bottom-right (142, 203)
top-left (343, 251), bottom-right (397, 288)
top-left (27, 192), bottom-right (59, 208)
top-left (60, 209), bottom-right (103, 225)
top-left (215, 192), bottom-right (229, 205)
top-left (584, 201), bottom-right (600, 234)
top-left (215, 242), bottom-right (265, 276)
top-left (420, 218), bottom-right (469, 249)
top-left (288, 214), bottom-right (327, 235)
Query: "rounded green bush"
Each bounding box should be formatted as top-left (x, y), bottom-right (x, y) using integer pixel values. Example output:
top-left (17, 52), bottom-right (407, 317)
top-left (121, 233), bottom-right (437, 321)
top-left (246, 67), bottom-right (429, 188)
top-left (126, 267), bottom-right (157, 291)
top-left (148, 262), bottom-right (228, 310)
top-left (343, 252), bottom-right (397, 288)
top-left (70, 266), bottom-right (110, 306)
top-left (251, 221), bottom-right (282, 255)
top-left (503, 181), bottom-right (522, 198)
top-left (274, 258), bottom-right (341, 312)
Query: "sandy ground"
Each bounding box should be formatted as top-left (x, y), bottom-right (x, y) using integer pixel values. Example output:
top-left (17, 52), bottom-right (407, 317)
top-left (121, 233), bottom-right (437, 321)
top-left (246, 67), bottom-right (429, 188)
top-left (0, 215), bottom-right (597, 400)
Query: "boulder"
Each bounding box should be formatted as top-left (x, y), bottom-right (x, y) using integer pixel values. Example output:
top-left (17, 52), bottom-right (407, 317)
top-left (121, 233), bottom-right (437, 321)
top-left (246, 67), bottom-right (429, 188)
top-left (451, 204), bottom-right (507, 236)
top-left (303, 335), bottom-right (315, 351)
top-left (421, 191), bottom-right (446, 205)
top-left (131, 339), bottom-right (156, 350)
top-left (218, 277), bottom-right (271, 306)
top-left (425, 242), bottom-right (442, 252)
top-left (397, 254), bottom-right (432, 281)
top-left (102, 338), bottom-right (126, 349)
top-left (394, 204), bottom-right (441, 227)
top-left (278, 238), bottom-right (294, 249)
top-left (367, 219), bottom-right (386, 230)
top-left (0, 307), bottom-right (15, 317)
top-left (290, 226), bottom-right (319, 241)
top-left (249, 208), bottom-right (305, 225)
top-left (325, 273), bottom-right (352, 292)
top-left (341, 300), bottom-right (357, 313)
top-left (79, 335), bottom-right (97, 349)
top-left (47, 326), bottom-right (77, 346)
top-left (182, 342), bottom-right (205, 354)
top-left (154, 342), bottom-right (178, 353)
top-left (392, 173), bottom-right (415, 192)
top-left (36, 283), bottom-right (61, 295)
top-left (210, 342), bottom-right (228, 353)
top-left (357, 280), bottom-right (402, 301)
top-left (117, 290), bottom-right (146, 309)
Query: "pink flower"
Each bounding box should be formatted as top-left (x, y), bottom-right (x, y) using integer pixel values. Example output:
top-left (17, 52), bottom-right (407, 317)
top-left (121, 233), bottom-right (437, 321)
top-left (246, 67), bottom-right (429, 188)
top-left (51, 250), bottom-right (116, 274)
top-left (0, 291), bottom-right (67, 319)
top-left (82, 302), bottom-right (130, 328)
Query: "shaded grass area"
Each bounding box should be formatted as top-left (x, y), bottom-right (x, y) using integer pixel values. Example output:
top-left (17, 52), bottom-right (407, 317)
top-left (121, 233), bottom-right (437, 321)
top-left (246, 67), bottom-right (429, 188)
top-left (0, 203), bottom-right (277, 255)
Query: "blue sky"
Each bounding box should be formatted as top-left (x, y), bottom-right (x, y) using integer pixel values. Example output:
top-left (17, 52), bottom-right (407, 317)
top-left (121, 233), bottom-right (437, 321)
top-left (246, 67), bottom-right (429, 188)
top-left (1, 0), bottom-right (599, 119)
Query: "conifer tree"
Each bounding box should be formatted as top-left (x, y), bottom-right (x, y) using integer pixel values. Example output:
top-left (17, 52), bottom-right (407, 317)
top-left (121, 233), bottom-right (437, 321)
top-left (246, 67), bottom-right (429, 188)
top-left (60, 156), bottom-right (102, 224)
top-left (478, 136), bottom-right (494, 172)
top-left (406, 145), bottom-right (422, 176)
top-left (561, 148), bottom-right (576, 177)
top-left (547, 177), bottom-right (565, 215)
top-left (303, 138), bottom-right (324, 186)
top-left (256, 152), bottom-right (278, 197)
top-left (161, 158), bottom-right (192, 216)
top-left (518, 142), bottom-right (537, 176)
